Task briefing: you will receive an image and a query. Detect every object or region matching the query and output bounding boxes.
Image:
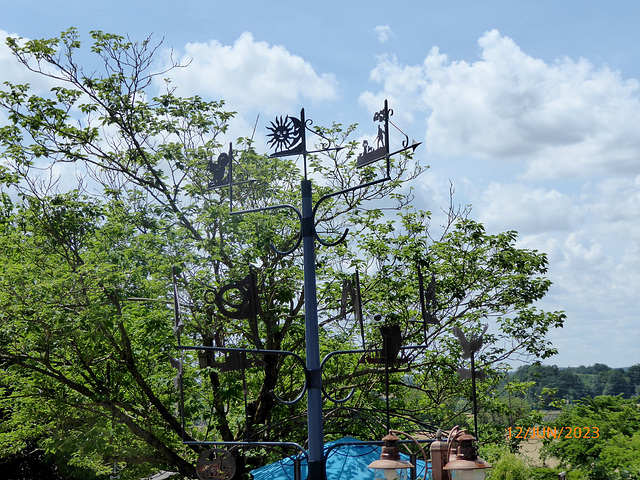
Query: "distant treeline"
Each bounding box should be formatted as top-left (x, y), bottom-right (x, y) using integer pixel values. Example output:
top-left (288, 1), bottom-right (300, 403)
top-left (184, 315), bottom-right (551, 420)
top-left (509, 363), bottom-right (640, 405)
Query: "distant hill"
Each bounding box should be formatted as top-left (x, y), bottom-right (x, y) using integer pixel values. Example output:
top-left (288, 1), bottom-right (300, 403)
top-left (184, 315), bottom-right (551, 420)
top-left (509, 363), bottom-right (640, 406)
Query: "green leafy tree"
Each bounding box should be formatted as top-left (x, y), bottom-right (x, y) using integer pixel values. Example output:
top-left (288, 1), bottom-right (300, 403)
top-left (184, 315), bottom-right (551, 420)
top-left (315, 207), bottom-right (565, 438)
top-left (0, 29), bottom-right (565, 479)
top-left (542, 395), bottom-right (640, 480)
top-left (512, 364), bottom-right (640, 402)
top-left (602, 369), bottom-right (633, 397)
top-left (512, 364), bottom-right (588, 406)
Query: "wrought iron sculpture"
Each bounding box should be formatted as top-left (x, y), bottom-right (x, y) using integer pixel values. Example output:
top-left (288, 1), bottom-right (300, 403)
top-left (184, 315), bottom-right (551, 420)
top-left (208, 150), bottom-right (231, 188)
top-left (175, 100), bottom-right (423, 480)
top-left (196, 449), bottom-right (237, 480)
top-left (452, 324), bottom-right (488, 440)
top-left (208, 145), bottom-right (233, 189)
top-left (418, 264), bottom-right (439, 326)
top-left (204, 269), bottom-right (261, 349)
top-left (266, 114), bottom-right (305, 157)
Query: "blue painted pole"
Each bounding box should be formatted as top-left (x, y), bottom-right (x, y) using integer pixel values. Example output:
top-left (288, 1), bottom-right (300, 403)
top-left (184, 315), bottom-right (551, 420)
top-left (300, 179), bottom-right (326, 480)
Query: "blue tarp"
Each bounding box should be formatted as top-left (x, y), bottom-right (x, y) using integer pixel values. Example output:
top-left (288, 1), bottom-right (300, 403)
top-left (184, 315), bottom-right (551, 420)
top-left (250, 437), bottom-right (430, 480)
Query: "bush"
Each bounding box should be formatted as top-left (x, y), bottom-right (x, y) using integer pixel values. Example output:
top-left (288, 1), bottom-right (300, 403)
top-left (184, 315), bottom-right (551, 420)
top-left (486, 453), bottom-right (529, 480)
top-left (530, 466), bottom-right (588, 480)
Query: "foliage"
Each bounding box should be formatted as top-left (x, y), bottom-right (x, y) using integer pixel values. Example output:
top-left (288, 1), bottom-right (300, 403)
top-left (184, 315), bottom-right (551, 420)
top-left (486, 453), bottom-right (529, 480)
top-left (529, 467), bottom-right (588, 480)
top-left (315, 207), bottom-right (565, 437)
top-left (542, 395), bottom-right (640, 480)
top-left (512, 364), bottom-right (640, 406)
top-left (0, 29), bottom-right (565, 479)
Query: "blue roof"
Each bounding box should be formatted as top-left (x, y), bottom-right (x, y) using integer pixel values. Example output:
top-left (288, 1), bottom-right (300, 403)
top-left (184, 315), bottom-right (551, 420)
top-left (250, 437), bottom-right (431, 480)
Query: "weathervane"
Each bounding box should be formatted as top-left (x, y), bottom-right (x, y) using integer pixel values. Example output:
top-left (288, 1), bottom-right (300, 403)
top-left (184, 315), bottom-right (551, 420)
top-left (204, 268), bottom-right (262, 349)
top-left (178, 100), bottom-right (422, 480)
top-left (357, 100), bottom-right (418, 169)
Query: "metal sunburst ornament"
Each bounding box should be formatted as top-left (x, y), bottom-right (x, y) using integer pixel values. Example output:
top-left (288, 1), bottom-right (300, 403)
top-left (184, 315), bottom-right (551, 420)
top-left (266, 115), bottom-right (304, 156)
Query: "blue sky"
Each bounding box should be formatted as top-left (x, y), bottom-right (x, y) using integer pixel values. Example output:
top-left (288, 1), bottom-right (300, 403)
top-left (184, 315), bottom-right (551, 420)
top-left (2, 1), bottom-right (640, 368)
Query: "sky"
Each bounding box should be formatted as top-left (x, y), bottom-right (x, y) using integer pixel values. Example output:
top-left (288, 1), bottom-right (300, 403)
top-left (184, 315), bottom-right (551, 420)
top-left (1, 1), bottom-right (639, 369)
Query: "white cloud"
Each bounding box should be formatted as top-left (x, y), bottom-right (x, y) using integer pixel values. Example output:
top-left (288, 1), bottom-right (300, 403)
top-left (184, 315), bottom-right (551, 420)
top-left (0, 31), bottom-right (65, 89)
top-left (360, 29), bottom-right (640, 181)
top-left (530, 227), bottom-right (640, 367)
top-left (375, 25), bottom-right (392, 44)
top-left (582, 175), bottom-right (640, 238)
top-left (160, 32), bottom-right (339, 117)
top-left (383, 30), bottom-right (640, 367)
top-left (0, 30), bottom-right (60, 124)
top-left (477, 183), bottom-right (579, 234)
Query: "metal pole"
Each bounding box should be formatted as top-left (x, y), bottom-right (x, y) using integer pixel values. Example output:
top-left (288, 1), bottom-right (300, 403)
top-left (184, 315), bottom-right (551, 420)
top-left (384, 330), bottom-right (390, 432)
top-left (301, 179), bottom-right (326, 480)
top-left (471, 352), bottom-right (478, 440)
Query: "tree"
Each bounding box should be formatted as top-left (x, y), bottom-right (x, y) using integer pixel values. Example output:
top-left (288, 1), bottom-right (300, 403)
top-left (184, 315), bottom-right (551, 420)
top-left (602, 369), bottom-right (632, 397)
top-left (1, 29), bottom-right (565, 479)
top-left (542, 395), bottom-right (640, 480)
top-left (512, 364), bottom-right (589, 406)
top-left (512, 364), bottom-right (640, 402)
top-left (315, 206), bottom-right (565, 434)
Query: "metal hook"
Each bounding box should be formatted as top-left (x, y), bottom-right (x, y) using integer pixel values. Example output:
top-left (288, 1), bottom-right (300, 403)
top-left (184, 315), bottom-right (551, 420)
top-left (319, 349), bottom-right (363, 403)
top-left (268, 204), bottom-right (303, 255)
top-left (270, 385), bottom-right (307, 406)
top-left (321, 384), bottom-right (356, 404)
top-left (271, 230), bottom-right (303, 255)
top-left (268, 350), bottom-right (309, 406)
top-left (315, 228), bottom-right (349, 248)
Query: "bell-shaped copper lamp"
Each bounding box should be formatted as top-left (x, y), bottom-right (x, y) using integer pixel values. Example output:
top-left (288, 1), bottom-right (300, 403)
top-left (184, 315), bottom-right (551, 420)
top-left (368, 434), bottom-right (414, 480)
top-left (443, 433), bottom-right (491, 480)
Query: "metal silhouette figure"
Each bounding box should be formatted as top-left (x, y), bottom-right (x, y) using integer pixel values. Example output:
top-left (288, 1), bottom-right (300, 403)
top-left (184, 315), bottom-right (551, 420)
top-left (452, 324), bottom-right (488, 440)
top-left (208, 150), bottom-right (231, 188)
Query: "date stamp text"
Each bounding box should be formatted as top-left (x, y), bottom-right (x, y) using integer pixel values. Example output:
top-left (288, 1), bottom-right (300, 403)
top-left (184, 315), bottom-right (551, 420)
top-left (507, 426), bottom-right (600, 439)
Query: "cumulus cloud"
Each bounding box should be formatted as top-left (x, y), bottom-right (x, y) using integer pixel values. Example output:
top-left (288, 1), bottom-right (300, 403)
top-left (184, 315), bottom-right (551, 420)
top-left (360, 29), bottom-right (640, 180)
top-left (375, 25), bottom-right (392, 44)
top-left (161, 32), bottom-right (339, 116)
top-left (376, 30), bottom-right (640, 367)
top-left (477, 183), bottom-right (579, 234)
top-left (582, 175), bottom-right (640, 237)
top-left (0, 30), bottom-right (58, 100)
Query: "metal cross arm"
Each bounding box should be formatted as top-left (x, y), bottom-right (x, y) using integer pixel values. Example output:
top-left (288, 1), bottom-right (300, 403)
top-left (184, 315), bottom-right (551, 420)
top-left (178, 344), bottom-right (310, 406)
